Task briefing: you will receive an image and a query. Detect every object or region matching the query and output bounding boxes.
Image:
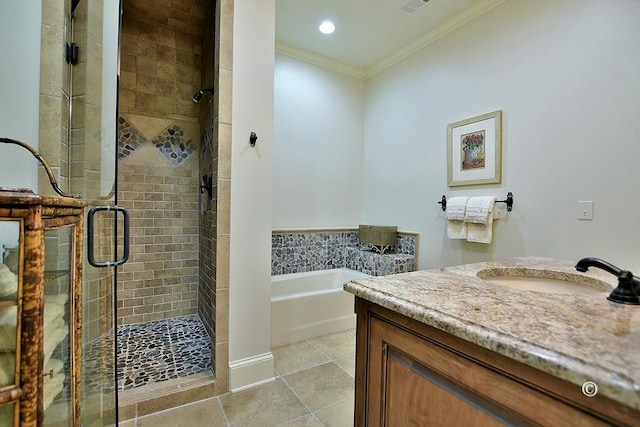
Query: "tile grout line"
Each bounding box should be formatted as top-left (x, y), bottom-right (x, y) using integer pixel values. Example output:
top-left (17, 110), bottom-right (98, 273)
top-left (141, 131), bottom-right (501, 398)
top-left (215, 396), bottom-right (231, 427)
top-left (279, 374), bottom-right (322, 425)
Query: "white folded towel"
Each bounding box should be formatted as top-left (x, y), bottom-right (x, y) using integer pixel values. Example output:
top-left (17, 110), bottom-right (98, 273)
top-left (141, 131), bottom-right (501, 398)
top-left (465, 197), bottom-right (497, 244)
top-left (0, 301), bottom-right (65, 351)
top-left (446, 197), bottom-right (469, 239)
top-left (44, 322), bottom-right (69, 364)
top-left (445, 197), bottom-right (468, 221)
top-left (464, 196), bottom-right (496, 224)
top-left (0, 264), bottom-right (18, 298)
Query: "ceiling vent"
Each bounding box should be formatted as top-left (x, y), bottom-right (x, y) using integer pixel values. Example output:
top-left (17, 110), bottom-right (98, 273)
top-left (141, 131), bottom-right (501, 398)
top-left (395, 0), bottom-right (429, 17)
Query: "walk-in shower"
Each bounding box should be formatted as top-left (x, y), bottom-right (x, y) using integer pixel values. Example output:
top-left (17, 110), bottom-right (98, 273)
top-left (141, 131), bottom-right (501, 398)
top-left (115, 0), bottom-right (217, 399)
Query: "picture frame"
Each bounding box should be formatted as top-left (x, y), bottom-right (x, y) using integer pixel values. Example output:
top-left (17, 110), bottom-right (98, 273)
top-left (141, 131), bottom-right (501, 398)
top-left (447, 110), bottom-right (502, 187)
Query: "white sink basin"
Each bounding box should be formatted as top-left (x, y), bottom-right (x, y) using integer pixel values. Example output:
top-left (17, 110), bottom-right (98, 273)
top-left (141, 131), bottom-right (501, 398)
top-left (476, 268), bottom-right (612, 295)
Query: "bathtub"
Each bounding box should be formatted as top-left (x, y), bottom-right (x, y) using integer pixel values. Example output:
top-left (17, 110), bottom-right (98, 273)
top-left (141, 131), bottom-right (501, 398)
top-left (271, 268), bottom-right (370, 348)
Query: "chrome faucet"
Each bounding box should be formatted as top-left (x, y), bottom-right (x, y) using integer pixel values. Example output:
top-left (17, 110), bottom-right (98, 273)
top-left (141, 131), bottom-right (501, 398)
top-left (575, 257), bottom-right (640, 305)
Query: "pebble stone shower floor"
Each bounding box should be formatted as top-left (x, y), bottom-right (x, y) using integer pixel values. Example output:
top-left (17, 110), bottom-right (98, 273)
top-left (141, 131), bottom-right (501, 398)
top-left (117, 315), bottom-right (212, 390)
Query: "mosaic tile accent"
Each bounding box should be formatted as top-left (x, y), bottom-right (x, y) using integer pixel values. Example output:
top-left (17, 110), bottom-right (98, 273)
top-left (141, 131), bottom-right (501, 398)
top-left (152, 124), bottom-right (198, 167)
top-left (116, 315), bottom-right (212, 390)
top-left (272, 230), bottom-right (416, 277)
top-left (345, 247), bottom-right (415, 277)
top-left (271, 232), bottom-right (359, 275)
top-left (398, 235), bottom-right (417, 256)
top-left (118, 116), bottom-right (147, 160)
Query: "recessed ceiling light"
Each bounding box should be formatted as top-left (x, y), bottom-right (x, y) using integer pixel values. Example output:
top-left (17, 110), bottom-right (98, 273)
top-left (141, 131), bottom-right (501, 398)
top-left (319, 20), bottom-right (335, 34)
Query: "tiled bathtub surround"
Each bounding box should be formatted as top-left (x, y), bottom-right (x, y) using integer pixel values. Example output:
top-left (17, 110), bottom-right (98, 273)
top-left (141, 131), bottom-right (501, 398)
top-left (272, 229), bottom-right (417, 276)
top-left (345, 248), bottom-right (415, 277)
top-left (117, 315), bottom-right (211, 391)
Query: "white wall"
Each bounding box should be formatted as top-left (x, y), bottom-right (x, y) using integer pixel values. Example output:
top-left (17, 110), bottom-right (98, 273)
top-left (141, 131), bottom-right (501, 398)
top-left (0, 1), bottom-right (42, 190)
top-left (362, 0), bottom-right (640, 270)
top-left (273, 54), bottom-right (365, 228)
top-left (229, 0), bottom-right (276, 391)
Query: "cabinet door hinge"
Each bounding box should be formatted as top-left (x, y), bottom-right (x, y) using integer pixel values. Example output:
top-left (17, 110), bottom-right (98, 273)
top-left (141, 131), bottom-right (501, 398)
top-left (66, 42), bottom-right (79, 65)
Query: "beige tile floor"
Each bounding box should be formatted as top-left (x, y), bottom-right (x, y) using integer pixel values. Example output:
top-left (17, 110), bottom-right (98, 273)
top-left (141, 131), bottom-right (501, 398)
top-left (119, 329), bottom-right (356, 426)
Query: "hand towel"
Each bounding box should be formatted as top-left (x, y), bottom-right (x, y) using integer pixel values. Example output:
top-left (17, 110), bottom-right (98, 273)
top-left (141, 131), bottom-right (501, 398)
top-left (445, 197), bottom-right (468, 239)
top-left (464, 196), bottom-right (496, 224)
top-left (465, 197), bottom-right (496, 244)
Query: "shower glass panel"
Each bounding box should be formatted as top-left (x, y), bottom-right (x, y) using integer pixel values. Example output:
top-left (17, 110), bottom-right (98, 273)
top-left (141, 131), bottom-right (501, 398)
top-left (67, 0), bottom-right (121, 425)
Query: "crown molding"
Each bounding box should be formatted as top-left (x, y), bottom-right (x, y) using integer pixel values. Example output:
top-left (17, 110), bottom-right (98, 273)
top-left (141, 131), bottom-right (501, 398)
top-left (275, 41), bottom-right (367, 80)
top-left (366, 0), bottom-right (507, 78)
top-left (275, 0), bottom-right (506, 81)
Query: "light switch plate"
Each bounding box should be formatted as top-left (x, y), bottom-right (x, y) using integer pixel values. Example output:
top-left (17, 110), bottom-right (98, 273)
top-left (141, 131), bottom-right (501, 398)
top-left (577, 201), bottom-right (593, 221)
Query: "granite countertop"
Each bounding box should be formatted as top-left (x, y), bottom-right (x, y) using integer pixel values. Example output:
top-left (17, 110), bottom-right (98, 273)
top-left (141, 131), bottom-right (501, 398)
top-left (343, 256), bottom-right (640, 411)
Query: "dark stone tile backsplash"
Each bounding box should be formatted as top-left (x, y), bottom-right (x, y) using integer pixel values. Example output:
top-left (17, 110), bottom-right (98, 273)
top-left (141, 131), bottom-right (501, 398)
top-left (271, 230), bottom-right (416, 277)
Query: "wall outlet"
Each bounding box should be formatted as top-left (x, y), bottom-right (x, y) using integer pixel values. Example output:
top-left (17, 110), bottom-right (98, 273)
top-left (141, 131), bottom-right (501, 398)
top-left (577, 201), bottom-right (593, 221)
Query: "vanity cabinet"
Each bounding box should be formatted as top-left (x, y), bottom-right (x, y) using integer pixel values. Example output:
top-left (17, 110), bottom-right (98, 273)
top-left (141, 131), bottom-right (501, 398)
top-left (0, 188), bottom-right (85, 427)
top-left (354, 297), bottom-right (638, 426)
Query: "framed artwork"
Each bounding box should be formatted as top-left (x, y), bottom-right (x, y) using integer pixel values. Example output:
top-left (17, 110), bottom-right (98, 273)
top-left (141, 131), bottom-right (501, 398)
top-left (447, 110), bottom-right (502, 187)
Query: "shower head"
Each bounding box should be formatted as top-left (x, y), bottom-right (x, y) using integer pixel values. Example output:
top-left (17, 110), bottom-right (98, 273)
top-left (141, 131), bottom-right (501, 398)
top-left (192, 87), bottom-right (214, 103)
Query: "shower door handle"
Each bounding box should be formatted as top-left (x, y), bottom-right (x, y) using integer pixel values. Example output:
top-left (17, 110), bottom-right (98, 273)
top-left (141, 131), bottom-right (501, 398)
top-left (87, 205), bottom-right (130, 267)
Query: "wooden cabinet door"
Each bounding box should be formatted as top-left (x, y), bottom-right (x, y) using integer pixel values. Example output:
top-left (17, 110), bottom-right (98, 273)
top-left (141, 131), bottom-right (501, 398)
top-left (364, 315), bottom-right (607, 427)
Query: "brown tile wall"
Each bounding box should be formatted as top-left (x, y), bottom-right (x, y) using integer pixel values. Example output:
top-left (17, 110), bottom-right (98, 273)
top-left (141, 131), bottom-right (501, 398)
top-left (197, 20), bottom-right (216, 344)
top-left (119, 6), bottom-right (203, 119)
top-left (117, 1), bottom-right (213, 326)
top-left (116, 129), bottom-right (200, 324)
top-left (211, 0), bottom-right (233, 395)
top-left (38, 0), bottom-right (69, 195)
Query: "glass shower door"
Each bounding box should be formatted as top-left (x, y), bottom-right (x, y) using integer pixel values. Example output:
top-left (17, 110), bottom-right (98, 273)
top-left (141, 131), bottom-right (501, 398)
top-left (67, 0), bottom-right (122, 425)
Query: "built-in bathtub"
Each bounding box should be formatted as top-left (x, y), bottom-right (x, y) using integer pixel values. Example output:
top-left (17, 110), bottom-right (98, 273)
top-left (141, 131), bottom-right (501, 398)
top-left (271, 268), bottom-right (370, 348)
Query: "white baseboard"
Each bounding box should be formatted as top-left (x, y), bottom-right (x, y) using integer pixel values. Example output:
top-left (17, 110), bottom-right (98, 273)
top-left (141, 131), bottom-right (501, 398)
top-left (229, 352), bottom-right (275, 393)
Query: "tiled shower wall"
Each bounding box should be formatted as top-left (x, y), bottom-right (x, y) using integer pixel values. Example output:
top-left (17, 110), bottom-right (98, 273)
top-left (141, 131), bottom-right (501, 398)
top-left (119, 2), bottom-right (205, 118)
top-left (117, 116), bottom-right (200, 325)
top-left (272, 229), bottom-right (418, 277)
top-left (197, 14), bottom-right (216, 345)
top-left (117, 5), bottom-right (204, 325)
top-left (117, 0), bottom-right (227, 395)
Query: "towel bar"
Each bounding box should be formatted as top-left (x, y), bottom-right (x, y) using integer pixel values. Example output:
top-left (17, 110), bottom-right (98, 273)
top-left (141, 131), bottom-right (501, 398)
top-left (438, 192), bottom-right (513, 212)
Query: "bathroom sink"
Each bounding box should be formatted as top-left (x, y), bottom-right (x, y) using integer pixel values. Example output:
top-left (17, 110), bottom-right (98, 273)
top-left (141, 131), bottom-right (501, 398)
top-left (476, 268), bottom-right (612, 295)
